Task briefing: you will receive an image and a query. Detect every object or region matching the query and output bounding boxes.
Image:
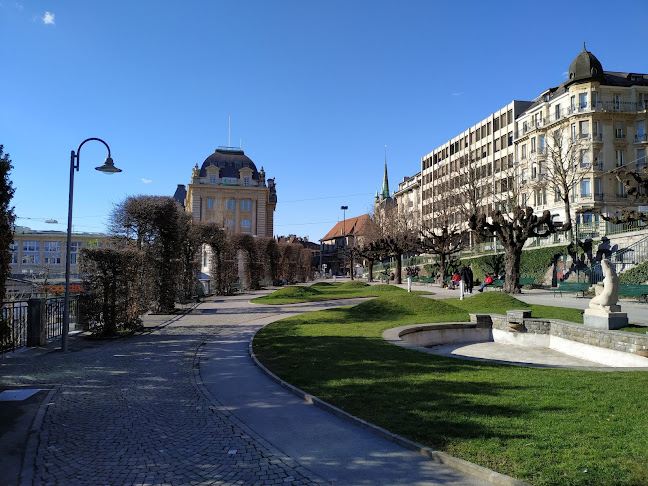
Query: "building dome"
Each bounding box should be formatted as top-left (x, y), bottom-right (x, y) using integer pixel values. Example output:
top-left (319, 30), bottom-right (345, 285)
top-left (568, 44), bottom-right (605, 83)
top-left (199, 147), bottom-right (260, 180)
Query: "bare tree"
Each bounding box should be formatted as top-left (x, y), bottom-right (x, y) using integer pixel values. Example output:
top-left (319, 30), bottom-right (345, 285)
top-left (529, 127), bottom-right (591, 233)
top-left (370, 203), bottom-right (419, 284)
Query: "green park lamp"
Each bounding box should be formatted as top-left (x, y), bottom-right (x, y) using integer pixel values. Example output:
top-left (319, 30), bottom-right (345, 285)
top-left (62, 138), bottom-right (122, 352)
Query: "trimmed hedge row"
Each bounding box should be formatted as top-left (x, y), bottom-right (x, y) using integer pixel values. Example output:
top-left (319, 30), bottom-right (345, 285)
top-left (618, 261), bottom-right (648, 284)
top-left (421, 245), bottom-right (569, 284)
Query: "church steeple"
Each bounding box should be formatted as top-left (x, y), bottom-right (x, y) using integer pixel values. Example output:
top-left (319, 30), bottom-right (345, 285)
top-left (380, 146), bottom-right (390, 200)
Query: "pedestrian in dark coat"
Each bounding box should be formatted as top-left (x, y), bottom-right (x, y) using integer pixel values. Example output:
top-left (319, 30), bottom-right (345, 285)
top-left (467, 266), bottom-right (474, 293)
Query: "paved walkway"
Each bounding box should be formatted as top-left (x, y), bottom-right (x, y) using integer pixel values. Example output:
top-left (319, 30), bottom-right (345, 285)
top-left (1, 290), bottom-right (496, 486)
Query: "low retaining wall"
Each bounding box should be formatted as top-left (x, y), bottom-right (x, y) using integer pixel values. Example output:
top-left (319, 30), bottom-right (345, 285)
top-left (396, 312), bottom-right (648, 368)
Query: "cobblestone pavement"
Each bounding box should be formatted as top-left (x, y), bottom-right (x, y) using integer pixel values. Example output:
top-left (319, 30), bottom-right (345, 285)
top-left (2, 296), bottom-right (329, 486)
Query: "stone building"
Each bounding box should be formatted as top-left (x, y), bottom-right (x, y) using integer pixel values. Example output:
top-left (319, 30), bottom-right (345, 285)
top-left (181, 147), bottom-right (277, 237)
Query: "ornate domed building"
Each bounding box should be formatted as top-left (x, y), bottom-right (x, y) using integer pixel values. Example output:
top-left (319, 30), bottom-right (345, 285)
top-left (181, 146), bottom-right (277, 237)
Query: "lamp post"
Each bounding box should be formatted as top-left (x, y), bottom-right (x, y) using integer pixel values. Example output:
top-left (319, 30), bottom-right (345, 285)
top-left (62, 138), bottom-right (121, 352)
top-left (340, 205), bottom-right (348, 276)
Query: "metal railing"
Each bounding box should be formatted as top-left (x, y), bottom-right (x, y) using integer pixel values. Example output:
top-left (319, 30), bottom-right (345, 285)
top-left (0, 296), bottom-right (78, 353)
top-left (1, 301), bottom-right (28, 352)
top-left (585, 235), bottom-right (648, 284)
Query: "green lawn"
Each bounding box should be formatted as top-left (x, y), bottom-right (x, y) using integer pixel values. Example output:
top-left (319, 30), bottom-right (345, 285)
top-left (251, 281), bottom-right (430, 304)
top-left (253, 292), bottom-right (648, 486)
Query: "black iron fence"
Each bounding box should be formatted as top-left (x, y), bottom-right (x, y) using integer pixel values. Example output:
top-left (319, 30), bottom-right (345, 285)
top-left (0, 296), bottom-right (78, 353)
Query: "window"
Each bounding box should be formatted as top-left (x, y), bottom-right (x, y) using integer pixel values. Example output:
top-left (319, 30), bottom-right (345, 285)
top-left (22, 241), bottom-right (40, 264)
top-left (594, 178), bottom-right (602, 197)
top-left (209, 175), bottom-right (217, 184)
top-left (593, 120), bottom-right (600, 137)
top-left (531, 137), bottom-right (536, 153)
top-left (591, 91), bottom-right (598, 108)
top-left (207, 198), bottom-right (215, 209)
top-left (581, 179), bottom-right (591, 197)
top-left (522, 145), bottom-right (527, 159)
top-left (555, 104), bottom-right (561, 120)
top-left (571, 124), bottom-right (577, 140)
top-left (225, 198), bottom-right (236, 210)
top-left (637, 120), bottom-right (646, 141)
top-left (10, 241), bottom-right (17, 264)
top-left (615, 150), bottom-right (625, 167)
top-left (579, 93), bottom-right (587, 110)
top-left (555, 187), bottom-right (562, 202)
top-left (580, 149), bottom-right (591, 167)
top-left (521, 168), bottom-right (528, 183)
top-left (539, 134), bottom-right (546, 153)
top-left (240, 219), bottom-right (252, 232)
top-left (243, 176), bottom-right (250, 187)
top-left (240, 199), bottom-right (251, 211)
top-left (638, 149), bottom-right (647, 169)
top-left (617, 180), bottom-right (627, 197)
top-left (579, 120), bottom-right (589, 138)
top-left (615, 122), bottom-right (624, 138)
top-left (613, 94), bottom-right (621, 110)
top-left (43, 241), bottom-right (62, 265)
top-left (69, 241), bottom-right (82, 265)
top-left (570, 95), bottom-right (576, 112)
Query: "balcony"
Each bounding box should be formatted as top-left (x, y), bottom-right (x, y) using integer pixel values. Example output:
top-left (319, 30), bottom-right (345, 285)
top-left (592, 133), bottom-right (603, 143)
top-left (635, 134), bottom-right (648, 143)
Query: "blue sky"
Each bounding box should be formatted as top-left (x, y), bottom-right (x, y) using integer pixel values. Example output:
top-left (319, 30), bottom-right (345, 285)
top-left (3, 1), bottom-right (648, 241)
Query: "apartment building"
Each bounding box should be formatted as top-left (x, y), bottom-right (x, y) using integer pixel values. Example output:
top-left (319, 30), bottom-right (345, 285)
top-left (420, 46), bottom-right (647, 240)
top-left (421, 100), bottom-right (533, 228)
top-left (393, 172), bottom-right (422, 220)
top-left (9, 227), bottom-right (109, 281)
top-left (515, 46), bottom-right (648, 230)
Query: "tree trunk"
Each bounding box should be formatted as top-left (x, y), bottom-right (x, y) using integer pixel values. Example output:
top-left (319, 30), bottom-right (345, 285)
top-left (350, 253), bottom-right (355, 280)
top-left (503, 245), bottom-right (522, 294)
top-left (367, 260), bottom-right (374, 282)
top-left (438, 253), bottom-right (447, 284)
top-left (395, 254), bottom-right (402, 284)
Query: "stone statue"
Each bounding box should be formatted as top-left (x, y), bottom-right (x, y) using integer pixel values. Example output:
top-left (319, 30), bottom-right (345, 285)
top-left (589, 259), bottom-right (620, 311)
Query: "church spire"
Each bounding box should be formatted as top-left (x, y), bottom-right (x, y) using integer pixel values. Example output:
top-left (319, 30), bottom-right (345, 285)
top-left (380, 145), bottom-right (390, 200)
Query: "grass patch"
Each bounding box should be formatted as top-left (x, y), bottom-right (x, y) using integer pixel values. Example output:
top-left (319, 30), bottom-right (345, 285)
top-left (251, 282), bottom-right (429, 304)
top-left (448, 292), bottom-right (585, 324)
top-left (253, 293), bottom-right (648, 485)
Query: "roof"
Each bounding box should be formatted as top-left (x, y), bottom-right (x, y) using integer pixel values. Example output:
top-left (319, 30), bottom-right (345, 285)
top-left (199, 147), bottom-right (260, 180)
top-left (173, 184), bottom-right (186, 208)
top-left (567, 44), bottom-right (605, 85)
top-left (321, 214), bottom-right (371, 242)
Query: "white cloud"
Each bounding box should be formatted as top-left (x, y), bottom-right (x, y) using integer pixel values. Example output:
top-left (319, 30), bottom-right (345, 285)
top-left (562, 71), bottom-right (569, 79)
top-left (451, 92), bottom-right (463, 97)
top-left (42, 11), bottom-right (54, 24)
top-left (142, 178), bottom-right (152, 184)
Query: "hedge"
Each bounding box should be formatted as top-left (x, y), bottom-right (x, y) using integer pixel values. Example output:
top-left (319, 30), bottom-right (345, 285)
top-left (619, 261), bottom-right (648, 284)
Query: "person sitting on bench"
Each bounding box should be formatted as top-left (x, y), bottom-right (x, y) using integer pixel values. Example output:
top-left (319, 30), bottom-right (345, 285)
top-left (478, 273), bottom-right (493, 292)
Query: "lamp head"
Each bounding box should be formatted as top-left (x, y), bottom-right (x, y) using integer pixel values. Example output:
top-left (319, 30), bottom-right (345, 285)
top-left (95, 157), bottom-right (122, 174)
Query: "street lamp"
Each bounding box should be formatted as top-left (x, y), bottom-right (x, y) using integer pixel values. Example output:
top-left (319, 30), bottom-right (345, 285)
top-left (62, 138), bottom-right (121, 352)
top-left (340, 205), bottom-right (348, 276)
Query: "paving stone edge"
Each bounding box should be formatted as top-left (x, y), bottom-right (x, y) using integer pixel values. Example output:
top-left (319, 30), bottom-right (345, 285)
top-left (248, 339), bottom-right (532, 486)
top-left (192, 341), bottom-right (332, 486)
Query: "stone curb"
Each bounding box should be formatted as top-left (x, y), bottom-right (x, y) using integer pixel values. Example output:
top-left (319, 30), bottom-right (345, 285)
top-left (20, 385), bottom-right (60, 486)
top-left (248, 338), bottom-right (532, 486)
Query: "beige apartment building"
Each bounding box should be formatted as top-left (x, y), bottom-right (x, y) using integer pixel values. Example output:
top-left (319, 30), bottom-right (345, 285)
top-left (393, 172), bottom-right (422, 220)
top-left (8, 227), bottom-right (109, 296)
top-left (420, 47), bottom-right (647, 245)
top-left (515, 47), bottom-right (648, 233)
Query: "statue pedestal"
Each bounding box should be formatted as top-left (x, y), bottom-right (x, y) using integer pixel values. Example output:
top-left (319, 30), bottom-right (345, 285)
top-left (584, 308), bottom-right (628, 330)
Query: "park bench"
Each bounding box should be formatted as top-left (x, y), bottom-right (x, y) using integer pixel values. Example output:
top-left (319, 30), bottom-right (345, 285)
top-left (409, 276), bottom-right (419, 283)
top-left (519, 277), bottom-right (534, 287)
top-left (618, 284), bottom-right (648, 302)
top-left (551, 282), bottom-right (591, 297)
